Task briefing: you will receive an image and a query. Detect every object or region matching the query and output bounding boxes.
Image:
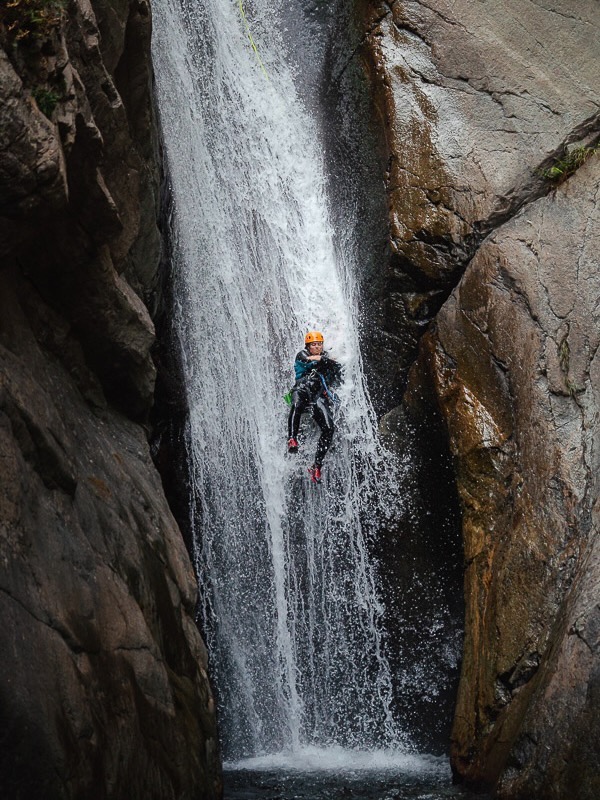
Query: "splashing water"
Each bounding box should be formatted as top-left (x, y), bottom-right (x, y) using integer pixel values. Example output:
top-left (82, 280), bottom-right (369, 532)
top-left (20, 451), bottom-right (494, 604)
top-left (152, 0), bottom-right (408, 759)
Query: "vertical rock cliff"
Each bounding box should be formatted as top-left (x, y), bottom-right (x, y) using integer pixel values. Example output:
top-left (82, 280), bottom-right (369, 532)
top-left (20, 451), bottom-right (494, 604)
top-left (363, 0), bottom-right (600, 797)
top-left (0, 1), bottom-right (220, 797)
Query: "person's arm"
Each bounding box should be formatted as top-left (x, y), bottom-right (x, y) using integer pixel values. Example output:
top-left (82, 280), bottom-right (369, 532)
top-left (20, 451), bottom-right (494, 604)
top-left (316, 351), bottom-right (336, 369)
top-left (294, 350), bottom-right (319, 381)
top-left (318, 353), bottom-right (343, 386)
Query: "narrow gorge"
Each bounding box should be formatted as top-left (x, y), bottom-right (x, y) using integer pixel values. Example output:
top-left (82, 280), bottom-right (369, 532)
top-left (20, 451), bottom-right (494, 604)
top-left (0, 1), bottom-right (598, 799)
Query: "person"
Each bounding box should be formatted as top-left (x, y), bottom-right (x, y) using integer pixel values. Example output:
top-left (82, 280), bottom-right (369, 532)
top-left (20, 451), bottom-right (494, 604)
top-left (287, 331), bottom-right (343, 483)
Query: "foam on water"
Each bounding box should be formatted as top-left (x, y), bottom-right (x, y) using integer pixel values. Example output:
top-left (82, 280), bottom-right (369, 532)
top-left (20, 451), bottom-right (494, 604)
top-left (226, 746), bottom-right (449, 775)
top-left (152, 0), bottom-right (407, 760)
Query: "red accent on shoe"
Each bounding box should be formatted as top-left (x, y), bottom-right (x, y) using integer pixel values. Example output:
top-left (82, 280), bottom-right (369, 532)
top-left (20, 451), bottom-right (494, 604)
top-left (308, 465), bottom-right (322, 483)
top-left (288, 438), bottom-right (299, 453)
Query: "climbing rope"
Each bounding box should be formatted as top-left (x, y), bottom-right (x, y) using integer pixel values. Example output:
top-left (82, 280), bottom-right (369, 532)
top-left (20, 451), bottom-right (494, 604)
top-left (238, 0), bottom-right (269, 80)
top-left (318, 373), bottom-right (340, 406)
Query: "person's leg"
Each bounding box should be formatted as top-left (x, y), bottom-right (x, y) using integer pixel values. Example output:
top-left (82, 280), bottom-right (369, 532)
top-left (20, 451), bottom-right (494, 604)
top-left (288, 389), bottom-right (309, 446)
top-left (312, 398), bottom-right (335, 467)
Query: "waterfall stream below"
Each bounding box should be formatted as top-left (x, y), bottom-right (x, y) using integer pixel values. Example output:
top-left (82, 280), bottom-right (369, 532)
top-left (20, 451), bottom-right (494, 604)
top-left (152, 0), bottom-right (469, 796)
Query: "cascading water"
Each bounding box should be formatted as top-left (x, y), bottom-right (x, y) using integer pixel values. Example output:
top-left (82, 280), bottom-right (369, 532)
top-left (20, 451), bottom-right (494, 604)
top-left (152, 0), bottom-right (411, 763)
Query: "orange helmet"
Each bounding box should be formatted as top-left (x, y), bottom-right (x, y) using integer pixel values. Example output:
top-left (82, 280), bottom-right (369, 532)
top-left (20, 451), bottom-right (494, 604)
top-left (305, 330), bottom-right (324, 345)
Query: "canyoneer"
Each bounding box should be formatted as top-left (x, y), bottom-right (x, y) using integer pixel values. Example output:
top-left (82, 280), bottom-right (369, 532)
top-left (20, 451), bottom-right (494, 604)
top-left (286, 331), bottom-right (343, 483)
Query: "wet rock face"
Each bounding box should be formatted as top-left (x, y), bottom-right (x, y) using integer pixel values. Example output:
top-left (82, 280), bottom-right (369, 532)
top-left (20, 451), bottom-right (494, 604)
top-left (363, 0), bottom-right (599, 402)
top-left (0, 0), bottom-right (165, 416)
top-left (409, 160), bottom-right (600, 795)
top-left (0, 2), bottom-right (220, 798)
top-left (365, 0), bottom-right (600, 796)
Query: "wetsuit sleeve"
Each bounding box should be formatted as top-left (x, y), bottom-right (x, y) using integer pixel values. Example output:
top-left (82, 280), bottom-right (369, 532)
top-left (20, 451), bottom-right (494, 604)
top-left (294, 349), bottom-right (318, 382)
top-left (318, 353), bottom-right (343, 387)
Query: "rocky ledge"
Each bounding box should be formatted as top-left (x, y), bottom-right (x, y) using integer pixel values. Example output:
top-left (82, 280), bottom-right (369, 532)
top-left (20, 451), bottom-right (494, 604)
top-left (0, 1), bottom-right (220, 797)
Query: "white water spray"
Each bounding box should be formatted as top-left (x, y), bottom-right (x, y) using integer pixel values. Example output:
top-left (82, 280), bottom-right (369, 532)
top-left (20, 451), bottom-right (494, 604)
top-left (152, 0), bottom-right (408, 759)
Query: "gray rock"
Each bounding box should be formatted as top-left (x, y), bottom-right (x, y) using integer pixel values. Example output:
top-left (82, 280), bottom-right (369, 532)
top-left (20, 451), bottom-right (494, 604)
top-left (0, 49), bottom-right (67, 224)
top-left (0, 0), bottom-right (220, 796)
top-left (0, 275), bottom-right (220, 798)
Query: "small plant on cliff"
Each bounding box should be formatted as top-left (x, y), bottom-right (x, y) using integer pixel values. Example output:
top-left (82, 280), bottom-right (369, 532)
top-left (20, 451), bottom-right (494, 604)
top-left (32, 85), bottom-right (59, 117)
top-left (0, 0), bottom-right (66, 44)
top-left (542, 144), bottom-right (600, 184)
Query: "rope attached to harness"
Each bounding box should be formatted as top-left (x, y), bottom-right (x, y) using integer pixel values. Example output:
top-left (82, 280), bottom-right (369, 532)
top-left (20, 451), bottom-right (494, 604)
top-left (318, 373), bottom-right (340, 406)
top-left (238, 1), bottom-right (269, 80)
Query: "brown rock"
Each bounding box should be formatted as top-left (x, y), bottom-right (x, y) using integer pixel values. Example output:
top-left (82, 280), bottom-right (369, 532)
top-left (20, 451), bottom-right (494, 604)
top-left (368, 1), bottom-right (600, 793)
top-left (407, 157), bottom-right (600, 796)
top-left (363, 0), bottom-right (600, 397)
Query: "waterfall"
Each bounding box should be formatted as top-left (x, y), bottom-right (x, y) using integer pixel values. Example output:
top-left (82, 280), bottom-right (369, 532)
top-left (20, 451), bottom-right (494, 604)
top-left (152, 0), bottom-right (409, 760)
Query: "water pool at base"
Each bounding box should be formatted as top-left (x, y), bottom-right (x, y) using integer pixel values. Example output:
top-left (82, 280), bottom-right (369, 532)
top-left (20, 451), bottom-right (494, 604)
top-left (223, 749), bottom-right (492, 800)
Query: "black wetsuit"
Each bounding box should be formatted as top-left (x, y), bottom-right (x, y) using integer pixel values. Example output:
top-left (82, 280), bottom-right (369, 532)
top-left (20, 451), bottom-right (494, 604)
top-left (287, 349), bottom-right (343, 467)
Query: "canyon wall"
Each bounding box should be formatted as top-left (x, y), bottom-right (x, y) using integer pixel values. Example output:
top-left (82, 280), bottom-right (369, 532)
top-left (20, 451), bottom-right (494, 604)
top-left (3, 0), bottom-right (599, 796)
top-left (364, 1), bottom-right (600, 797)
top-left (0, 1), bottom-right (220, 797)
